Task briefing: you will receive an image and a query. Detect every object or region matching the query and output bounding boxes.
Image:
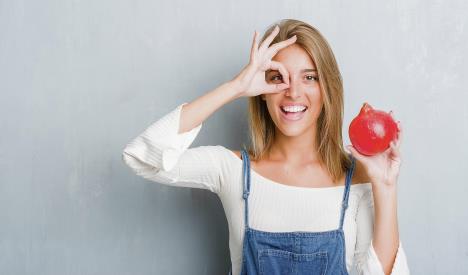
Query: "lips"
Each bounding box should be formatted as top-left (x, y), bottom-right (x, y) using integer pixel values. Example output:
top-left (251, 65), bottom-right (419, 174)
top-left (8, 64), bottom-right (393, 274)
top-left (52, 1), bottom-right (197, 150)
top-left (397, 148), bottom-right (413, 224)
top-left (279, 105), bottom-right (308, 122)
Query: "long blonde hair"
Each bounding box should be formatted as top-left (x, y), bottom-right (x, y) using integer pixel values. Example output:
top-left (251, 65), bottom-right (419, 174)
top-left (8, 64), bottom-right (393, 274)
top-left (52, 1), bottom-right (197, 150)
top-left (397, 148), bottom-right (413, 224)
top-left (244, 19), bottom-right (353, 182)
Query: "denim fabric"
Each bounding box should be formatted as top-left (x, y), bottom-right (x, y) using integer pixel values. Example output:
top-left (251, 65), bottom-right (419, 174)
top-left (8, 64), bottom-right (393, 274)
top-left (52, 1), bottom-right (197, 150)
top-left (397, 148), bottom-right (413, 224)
top-left (229, 149), bottom-right (356, 275)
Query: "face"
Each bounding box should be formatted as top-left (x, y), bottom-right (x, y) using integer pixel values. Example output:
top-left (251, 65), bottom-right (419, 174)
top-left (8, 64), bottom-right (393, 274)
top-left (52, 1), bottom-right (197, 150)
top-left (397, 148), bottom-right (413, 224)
top-left (261, 44), bottom-right (323, 137)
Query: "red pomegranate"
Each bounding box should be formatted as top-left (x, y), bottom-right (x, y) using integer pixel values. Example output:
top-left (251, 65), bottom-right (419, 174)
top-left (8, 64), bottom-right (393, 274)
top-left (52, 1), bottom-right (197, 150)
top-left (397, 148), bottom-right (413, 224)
top-left (348, 103), bottom-right (398, 156)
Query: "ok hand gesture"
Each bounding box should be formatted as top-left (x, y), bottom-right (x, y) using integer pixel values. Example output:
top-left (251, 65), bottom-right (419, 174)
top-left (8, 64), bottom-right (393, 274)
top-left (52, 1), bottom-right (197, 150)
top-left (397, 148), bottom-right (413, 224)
top-left (233, 25), bottom-right (297, 98)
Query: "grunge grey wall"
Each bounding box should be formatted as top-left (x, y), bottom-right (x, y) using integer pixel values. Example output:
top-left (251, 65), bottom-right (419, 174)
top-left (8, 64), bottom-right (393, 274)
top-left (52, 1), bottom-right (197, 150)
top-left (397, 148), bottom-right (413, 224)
top-left (1, 0), bottom-right (467, 274)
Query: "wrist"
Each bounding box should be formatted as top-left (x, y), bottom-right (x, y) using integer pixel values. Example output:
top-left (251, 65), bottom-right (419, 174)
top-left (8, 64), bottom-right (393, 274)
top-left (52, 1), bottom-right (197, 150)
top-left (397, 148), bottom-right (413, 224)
top-left (371, 178), bottom-right (398, 189)
top-left (228, 78), bottom-right (246, 99)
top-left (372, 182), bottom-right (398, 199)
top-left (223, 79), bottom-right (242, 99)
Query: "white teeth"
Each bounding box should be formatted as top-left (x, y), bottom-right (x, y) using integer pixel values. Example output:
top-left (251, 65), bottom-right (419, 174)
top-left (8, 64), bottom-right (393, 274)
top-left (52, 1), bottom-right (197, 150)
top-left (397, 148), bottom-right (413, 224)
top-left (281, 105), bottom-right (307, 112)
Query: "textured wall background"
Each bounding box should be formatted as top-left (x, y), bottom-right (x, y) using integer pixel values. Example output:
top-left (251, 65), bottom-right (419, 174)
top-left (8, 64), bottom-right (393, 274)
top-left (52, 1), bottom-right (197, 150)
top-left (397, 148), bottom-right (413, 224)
top-left (1, 0), bottom-right (467, 274)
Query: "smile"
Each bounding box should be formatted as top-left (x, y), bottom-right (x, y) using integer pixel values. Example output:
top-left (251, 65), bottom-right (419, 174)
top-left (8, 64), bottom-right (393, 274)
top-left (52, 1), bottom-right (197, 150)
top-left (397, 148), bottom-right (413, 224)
top-left (279, 105), bottom-right (308, 122)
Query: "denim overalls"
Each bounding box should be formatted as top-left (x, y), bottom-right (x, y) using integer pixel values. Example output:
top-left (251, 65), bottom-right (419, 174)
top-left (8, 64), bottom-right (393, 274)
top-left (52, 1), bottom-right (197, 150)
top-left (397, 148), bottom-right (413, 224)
top-left (229, 149), bottom-right (356, 275)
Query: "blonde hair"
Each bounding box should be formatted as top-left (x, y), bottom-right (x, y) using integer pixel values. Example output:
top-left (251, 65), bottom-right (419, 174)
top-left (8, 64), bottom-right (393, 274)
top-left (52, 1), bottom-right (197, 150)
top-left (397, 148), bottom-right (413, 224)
top-left (243, 19), bottom-right (353, 183)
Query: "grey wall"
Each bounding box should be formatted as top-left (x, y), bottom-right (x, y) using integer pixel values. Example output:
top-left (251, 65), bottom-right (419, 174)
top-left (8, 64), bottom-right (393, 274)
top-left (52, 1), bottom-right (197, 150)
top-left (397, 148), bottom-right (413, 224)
top-left (1, 0), bottom-right (467, 274)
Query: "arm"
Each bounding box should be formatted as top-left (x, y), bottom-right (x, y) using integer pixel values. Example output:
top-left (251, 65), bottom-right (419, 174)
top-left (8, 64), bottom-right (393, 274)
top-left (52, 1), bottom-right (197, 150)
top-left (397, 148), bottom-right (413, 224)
top-left (123, 27), bottom-right (297, 191)
top-left (179, 27), bottom-right (298, 134)
top-left (347, 114), bottom-right (408, 274)
top-left (122, 80), bottom-right (242, 193)
top-left (178, 81), bottom-right (241, 134)
top-left (353, 188), bottom-right (410, 275)
top-left (372, 184), bottom-right (401, 274)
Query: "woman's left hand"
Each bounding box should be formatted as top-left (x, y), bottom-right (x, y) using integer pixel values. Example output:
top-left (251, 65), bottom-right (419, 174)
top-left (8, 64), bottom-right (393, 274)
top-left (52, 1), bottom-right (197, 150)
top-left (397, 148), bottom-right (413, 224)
top-left (346, 113), bottom-right (402, 187)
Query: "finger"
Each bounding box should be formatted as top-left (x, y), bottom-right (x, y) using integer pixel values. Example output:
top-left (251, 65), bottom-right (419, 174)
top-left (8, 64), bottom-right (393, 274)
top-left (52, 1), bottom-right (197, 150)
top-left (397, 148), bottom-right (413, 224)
top-left (392, 131), bottom-right (400, 149)
top-left (397, 121), bottom-right (403, 147)
top-left (265, 35), bottom-right (297, 60)
top-left (389, 110), bottom-right (401, 146)
top-left (250, 30), bottom-right (259, 62)
top-left (346, 145), bottom-right (367, 164)
top-left (259, 25), bottom-right (280, 53)
top-left (270, 61), bottom-right (290, 85)
top-left (394, 120), bottom-right (402, 147)
top-left (264, 83), bottom-right (289, 93)
top-left (390, 140), bottom-right (401, 160)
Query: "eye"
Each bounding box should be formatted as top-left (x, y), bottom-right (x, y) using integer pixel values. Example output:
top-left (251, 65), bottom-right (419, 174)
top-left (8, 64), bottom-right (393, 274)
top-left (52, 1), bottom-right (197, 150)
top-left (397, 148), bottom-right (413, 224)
top-left (305, 75), bottom-right (318, 81)
top-left (270, 74), bottom-right (283, 81)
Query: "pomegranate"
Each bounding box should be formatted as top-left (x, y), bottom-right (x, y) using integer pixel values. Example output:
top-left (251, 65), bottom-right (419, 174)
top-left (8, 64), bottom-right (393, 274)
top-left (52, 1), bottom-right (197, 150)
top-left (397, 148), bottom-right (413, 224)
top-left (348, 103), bottom-right (398, 156)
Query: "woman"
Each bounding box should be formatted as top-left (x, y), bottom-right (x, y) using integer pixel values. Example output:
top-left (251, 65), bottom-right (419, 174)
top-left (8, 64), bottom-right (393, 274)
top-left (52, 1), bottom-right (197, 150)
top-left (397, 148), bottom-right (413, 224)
top-left (122, 19), bottom-right (410, 274)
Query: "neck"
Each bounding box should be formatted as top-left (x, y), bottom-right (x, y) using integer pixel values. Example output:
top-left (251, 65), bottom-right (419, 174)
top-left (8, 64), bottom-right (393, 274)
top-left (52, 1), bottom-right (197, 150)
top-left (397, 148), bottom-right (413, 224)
top-left (268, 125), bottom-right (319, 164)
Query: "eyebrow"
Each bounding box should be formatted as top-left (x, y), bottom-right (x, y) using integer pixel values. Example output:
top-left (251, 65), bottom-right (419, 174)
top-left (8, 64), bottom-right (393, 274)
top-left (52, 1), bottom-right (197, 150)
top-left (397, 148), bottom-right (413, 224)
top-left (267, 68), bottom-right (317, 73)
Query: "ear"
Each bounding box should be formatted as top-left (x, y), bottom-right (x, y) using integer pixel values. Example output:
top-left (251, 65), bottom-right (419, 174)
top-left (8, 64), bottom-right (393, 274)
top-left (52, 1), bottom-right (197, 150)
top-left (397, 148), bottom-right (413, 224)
top-left (261, 94), bottom-right (266, 101)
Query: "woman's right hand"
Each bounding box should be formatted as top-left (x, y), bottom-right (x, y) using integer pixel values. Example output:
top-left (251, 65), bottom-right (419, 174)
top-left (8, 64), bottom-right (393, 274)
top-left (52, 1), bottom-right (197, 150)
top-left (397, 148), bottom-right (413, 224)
top-left (232, 25), bottom-right (297, 98)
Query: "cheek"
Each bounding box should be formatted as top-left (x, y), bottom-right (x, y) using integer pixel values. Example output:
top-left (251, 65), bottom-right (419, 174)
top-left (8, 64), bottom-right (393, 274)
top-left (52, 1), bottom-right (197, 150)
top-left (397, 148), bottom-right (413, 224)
top-left (307, 85), bottom-right (322, 105)
top-left (306, 87), bottom-right (323, 118)
top-left (264, 96), bottom-right (281, 113)
top-left (263, 100), bottom-right (279, 121)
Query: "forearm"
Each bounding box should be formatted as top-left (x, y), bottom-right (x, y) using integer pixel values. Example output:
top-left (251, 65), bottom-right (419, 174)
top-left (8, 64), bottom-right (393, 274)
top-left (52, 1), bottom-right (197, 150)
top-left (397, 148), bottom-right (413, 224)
top-left (178, 80), bottom-right (243, 134)
top-left (371, 183), bottom-right (400, 275)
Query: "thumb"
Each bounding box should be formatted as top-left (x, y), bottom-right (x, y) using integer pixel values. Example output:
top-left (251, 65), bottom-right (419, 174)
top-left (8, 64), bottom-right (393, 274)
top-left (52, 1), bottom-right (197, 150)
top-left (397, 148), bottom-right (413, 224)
top-left (346, 145), bottom-right (365, 163)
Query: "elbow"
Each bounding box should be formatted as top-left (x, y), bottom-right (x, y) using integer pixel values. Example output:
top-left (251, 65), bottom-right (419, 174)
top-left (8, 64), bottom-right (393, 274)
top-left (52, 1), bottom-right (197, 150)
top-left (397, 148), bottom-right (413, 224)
top-left (121, 145), bottom-right (142, 172)
top-left (121, 141), bottom-right (143, 170)
top-left (121, 150), bottom-right (151, 180)
top-left (121, 150), bottom-right (134, 171)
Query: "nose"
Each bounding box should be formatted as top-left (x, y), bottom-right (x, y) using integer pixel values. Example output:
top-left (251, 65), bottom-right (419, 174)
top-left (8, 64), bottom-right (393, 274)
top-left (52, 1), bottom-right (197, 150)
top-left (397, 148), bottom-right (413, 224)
top-left (284, 78), bottom-right (301, 99)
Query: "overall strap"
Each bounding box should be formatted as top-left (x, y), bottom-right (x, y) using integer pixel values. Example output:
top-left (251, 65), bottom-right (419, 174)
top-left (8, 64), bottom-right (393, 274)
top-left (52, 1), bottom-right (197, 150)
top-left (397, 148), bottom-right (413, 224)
top-left (241, 149), bottom-right (251, 229)
top-left (339, 154), bottom-right (356, 230)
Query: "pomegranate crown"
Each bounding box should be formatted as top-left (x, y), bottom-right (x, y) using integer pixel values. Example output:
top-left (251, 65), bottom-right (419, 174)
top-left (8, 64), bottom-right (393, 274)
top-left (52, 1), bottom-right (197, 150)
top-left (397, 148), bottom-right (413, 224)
top-left (359, 102), bottom-right (373, 115)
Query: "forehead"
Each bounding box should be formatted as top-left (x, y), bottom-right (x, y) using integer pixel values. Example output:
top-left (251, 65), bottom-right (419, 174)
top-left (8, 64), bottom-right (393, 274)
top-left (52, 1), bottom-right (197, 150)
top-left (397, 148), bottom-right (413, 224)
top-left (271, 44), bottom-right (316, 71)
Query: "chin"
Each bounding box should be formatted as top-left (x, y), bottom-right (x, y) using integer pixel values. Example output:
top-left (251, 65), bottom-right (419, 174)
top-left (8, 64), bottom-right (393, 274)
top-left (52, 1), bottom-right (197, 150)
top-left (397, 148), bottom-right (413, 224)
top-left (276, 124), bottom-right (310, 137)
